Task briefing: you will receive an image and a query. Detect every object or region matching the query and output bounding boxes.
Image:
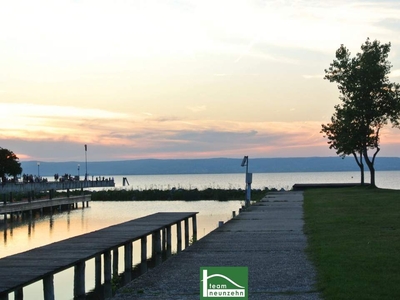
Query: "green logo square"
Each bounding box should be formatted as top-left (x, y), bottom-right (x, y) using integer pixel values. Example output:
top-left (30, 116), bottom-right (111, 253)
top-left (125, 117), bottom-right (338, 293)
top-left (200, 266), bottom-right (248, 299)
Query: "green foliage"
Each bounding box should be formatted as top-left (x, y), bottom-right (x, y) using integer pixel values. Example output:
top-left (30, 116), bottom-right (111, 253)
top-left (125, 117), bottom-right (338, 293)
top-left (322, 106), bottom-right (368, 158)
top-left (0, 147), bottom-right (22, 180)
top-left (321, 106), bottom-right (366, 184)
top-left (111, 273), bottom-right (122, 292)
top-left (304, 187), bottom-right (400, 300)
top-left (322, 38), bottom-right (400, 186)
top-left (188, 235), bottom-right (197, 246)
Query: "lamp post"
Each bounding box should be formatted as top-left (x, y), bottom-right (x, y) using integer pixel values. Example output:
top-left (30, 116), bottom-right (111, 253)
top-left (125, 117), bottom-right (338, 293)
top-left (84, 144), bottom-right (88, 182)
top-left (77, 164), bottom-right (80, 180)
top-left (241, 156), bottom-right (252, 207)
top-left (37, 162), bottom-right (40, 178)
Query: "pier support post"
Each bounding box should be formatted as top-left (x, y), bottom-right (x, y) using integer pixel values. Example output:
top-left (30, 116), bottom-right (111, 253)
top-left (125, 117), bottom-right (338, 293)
top-left (192, 215), bottom-right (197, 243)
top-left (177, 221), bottom-right (182, 253)
top-left (14, 288), bottom-right (22, 300)
top-left (140, 236), bottom-right (147, 274)
top-left (124, 242), bottom-right (132, 283)
top-left (124, 243), bottom-right (132, 273)
top-left (104, 250), bottom-right (112, 283)
top-left (166, 225), bottom-right (172, 258)
top-left (73, 261), bottom-right (85, 298)
top-left (155, 230), bottom-right (162, 266)
top-left (152, 233), bottom-right (156, 257)
top-left (162, 228), bottom-right (166, 252)
top-left (43, 274), bottom-right (55, 300)
top-left (104, 249), bottom-right (113, 298)
top-left (0, 293), bottom-right (9, 300)
top-left (184, 218), bottom-right (189, 248)
top-left (95, 255), bottom-right (102, 288)
top-left (104, 283), bottom-right (112, 300)
top-left (112, 247), bottom-right (119, 275)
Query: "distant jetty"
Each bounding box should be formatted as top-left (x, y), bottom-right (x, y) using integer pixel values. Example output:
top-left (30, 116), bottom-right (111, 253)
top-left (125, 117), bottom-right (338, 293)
top-left (292, 183), bottom-right (368, 190)
top-left (1, 178), bottom-right (115, 194)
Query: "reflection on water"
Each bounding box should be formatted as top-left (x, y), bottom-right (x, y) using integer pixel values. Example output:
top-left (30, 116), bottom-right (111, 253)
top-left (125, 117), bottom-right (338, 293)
top-left (0, 200), bottom-right (241, 300)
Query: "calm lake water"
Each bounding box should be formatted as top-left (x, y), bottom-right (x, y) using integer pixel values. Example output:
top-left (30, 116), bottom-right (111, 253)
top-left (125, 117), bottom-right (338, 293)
top-left (1, 171), bottom-right (399, 299)
top-left (108, 171), bottom-right (400, 190)
top-left (1, 200), bottom-right (241, 300)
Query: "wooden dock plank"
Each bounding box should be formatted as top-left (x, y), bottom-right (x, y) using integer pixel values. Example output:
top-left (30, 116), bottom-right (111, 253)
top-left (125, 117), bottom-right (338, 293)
top-left (0, 212), bottom-right (197, 296)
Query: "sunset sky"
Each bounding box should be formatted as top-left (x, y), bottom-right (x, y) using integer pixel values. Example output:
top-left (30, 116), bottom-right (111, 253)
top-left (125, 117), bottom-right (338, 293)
top-left (1, 0), bottom-right (400, 162)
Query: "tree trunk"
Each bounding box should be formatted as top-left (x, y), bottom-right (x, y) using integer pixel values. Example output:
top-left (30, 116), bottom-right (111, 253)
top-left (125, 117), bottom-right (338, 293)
top-left (363, 148), bottom-right (379, 187)
top-left (363, 158), bottom-right (375, 186)
top-left (352, 152), bottom-right (364, 185)
top-left (360, 163), bottom-right (365, 185)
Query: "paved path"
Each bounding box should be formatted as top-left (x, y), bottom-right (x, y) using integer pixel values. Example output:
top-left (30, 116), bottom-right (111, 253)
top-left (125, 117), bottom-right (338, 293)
top-left (112, 191), bottom-right (320, 300)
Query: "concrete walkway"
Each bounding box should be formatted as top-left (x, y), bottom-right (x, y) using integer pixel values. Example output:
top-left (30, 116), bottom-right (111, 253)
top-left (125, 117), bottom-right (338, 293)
top-left (112, 191), bottom-right (320, 300)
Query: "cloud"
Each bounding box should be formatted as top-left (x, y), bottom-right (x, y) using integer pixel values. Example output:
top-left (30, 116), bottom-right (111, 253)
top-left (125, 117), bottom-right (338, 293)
top-left (0, 101), bottom-right (331, 161)
top-left (3, 114), bottom-right (400, 162)
top-left (186, 105), bottom-right (206, 112)
top-left (2, 1), bottom-right (400, 163)
top-left (0, 103), bottom-right (126, 119)
top-left (0, 103), bottom-right (131, 144)
top-left (170, 130), bottom-right (258, 144)
top-left (390, 69), bottom-right (400, 78)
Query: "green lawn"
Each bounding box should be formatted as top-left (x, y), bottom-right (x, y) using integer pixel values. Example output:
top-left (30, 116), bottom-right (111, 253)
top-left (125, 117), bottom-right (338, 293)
top-left (303, 187), bottom-right (400, 300)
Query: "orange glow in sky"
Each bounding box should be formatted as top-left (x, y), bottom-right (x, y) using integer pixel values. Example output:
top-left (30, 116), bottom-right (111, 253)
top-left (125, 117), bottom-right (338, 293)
top-left (1, 0), bottom-right (400, 161)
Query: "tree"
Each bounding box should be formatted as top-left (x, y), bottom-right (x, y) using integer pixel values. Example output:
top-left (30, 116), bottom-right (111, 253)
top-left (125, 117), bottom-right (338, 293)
top-left (322, 38), bottom-right (400, 187)
top-left (321, 106), bottom-right (366, 184)
top-left (0, 147), bottom-right (22, 182)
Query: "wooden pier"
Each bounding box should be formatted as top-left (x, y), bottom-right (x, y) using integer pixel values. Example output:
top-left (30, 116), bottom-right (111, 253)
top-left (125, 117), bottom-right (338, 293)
top-left (0, 212), bottom-right (198, 300)
top-left (0, 179), bottom-right (115, 194)
top-left (0, 195), bottom-right (90, 220)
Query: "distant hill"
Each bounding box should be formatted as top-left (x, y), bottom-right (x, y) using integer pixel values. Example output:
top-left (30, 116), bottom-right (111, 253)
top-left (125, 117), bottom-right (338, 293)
top-left (20, 157), bottom-right (400, 177)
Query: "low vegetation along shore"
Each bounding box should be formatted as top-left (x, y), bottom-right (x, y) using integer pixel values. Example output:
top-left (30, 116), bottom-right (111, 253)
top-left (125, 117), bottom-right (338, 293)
top-left (90, 187), bottom-right (271, 201)
top-left (304, 187), bottom-right (400, 300)
top-left (4, 187), bottom-right (271, 204)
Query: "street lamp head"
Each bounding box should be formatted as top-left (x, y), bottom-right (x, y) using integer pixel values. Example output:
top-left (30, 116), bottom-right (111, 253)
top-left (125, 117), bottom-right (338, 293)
top-left (241, 156), bottom-right (248, 167)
